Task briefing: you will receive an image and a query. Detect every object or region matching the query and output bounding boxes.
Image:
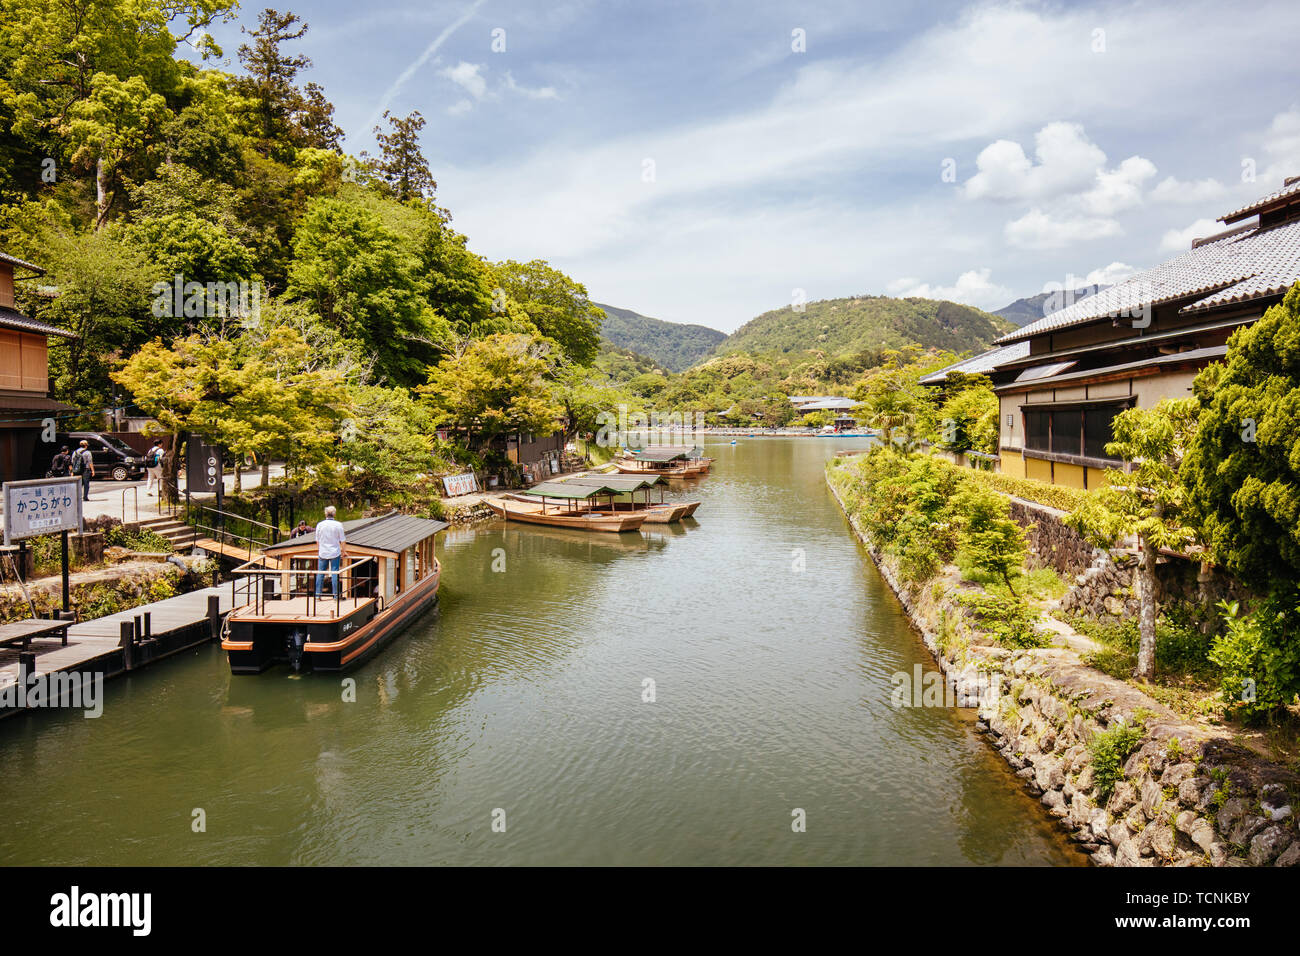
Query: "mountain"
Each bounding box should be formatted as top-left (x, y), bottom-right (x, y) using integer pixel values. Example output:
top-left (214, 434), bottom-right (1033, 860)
top-left (594, 302), bottom-right (727, 372)
top-left (993, 285), bottom-right (1109, 326)
top-left (714, 295), bottom-right (1014, 359)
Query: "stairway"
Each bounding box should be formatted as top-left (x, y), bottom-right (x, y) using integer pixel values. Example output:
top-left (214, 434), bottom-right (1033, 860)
top-left (135, 516), bottom-right (201, 552)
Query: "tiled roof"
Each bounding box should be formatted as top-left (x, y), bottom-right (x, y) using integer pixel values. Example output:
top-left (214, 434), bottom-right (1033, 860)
top-left (264, 511), bottom-right (448, 555)
top-left (996, 217), bottom-right (1300, 345)
top-left (797, 398), bottom-right (857, 410)
top-left (1219, 178), bottom-right (1300, 223)
top-left (918, 342), bottom-right (1030, 385)
top-left (0, 306), bottom-right (77, 339)
top-left (0, 251), bottom-right (44, 274)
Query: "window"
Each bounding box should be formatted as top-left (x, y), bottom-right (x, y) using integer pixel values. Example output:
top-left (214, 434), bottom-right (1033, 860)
top-left (1051, 410), bottom-right (1083, 455)
top-left (1025, 410), bottom-right (1050, 451)
top-left (1021, 403), bottom-right (1129, 460)
top-left (1085, 406), bottom-right (1121, 460)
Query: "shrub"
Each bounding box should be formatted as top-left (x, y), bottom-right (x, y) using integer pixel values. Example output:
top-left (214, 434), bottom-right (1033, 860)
top-left (955, 590), bottom-right (1048, 649)
top-left (964, 468), bottom-right (1089, 513)
top-left (1089, 720), bottom-right (1145, 799)
top-left (1210, 598), bottom-right (1300, 723)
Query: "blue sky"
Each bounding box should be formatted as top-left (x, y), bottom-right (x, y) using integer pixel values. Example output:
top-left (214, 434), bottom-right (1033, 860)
top-left (197, 0), bottom-right (1300, 333)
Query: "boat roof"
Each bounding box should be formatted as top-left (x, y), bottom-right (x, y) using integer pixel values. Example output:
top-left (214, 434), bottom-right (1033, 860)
top-left (522, 480), bottom-right (629, 499)
top-left (264, 511), bottom-right (449, 555)
top-left (558, 474), bottom-right (664, 489)
top-left (629, 448), bottom-right (689, 462)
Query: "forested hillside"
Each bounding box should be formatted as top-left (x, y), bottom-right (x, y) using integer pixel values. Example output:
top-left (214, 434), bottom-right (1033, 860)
top-left (716, 295), bottom-right (1012, 358)
top-left (594, 302), bottom-right (725, 372)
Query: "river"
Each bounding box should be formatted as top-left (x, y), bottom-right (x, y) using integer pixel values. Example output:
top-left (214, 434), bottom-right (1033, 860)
top-left (0, 438), bottom-right (1080, 865)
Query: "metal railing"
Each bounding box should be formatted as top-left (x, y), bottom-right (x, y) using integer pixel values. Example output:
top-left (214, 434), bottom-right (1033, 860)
top-left (229, 555), bottom-right (380, 620)
top-left (120, 485), bottom-right (139, 524)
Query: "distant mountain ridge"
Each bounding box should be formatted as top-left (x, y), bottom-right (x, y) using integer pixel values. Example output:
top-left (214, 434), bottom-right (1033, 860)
top-left (993, 285), bottom-right (1109, 326)
top-left (594, 302), bottom-right (726, 372)
top-left (714, 295), bottom-right (1014, 359)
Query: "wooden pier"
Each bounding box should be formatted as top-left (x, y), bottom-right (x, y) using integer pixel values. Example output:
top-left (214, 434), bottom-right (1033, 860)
top-left (0, 585), bottom-right (238, 718)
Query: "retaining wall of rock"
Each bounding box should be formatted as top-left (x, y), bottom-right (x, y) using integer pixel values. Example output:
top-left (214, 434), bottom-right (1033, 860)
top-left (829, 471), bottom-right (1299, 867)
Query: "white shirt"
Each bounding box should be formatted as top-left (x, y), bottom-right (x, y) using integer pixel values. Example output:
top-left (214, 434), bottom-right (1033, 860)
top-left (315, 519), bottom-right (346, 559)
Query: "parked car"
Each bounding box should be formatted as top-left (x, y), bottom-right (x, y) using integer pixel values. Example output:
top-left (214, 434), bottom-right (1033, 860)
top-left (45, 432), bottom-right (147, 481)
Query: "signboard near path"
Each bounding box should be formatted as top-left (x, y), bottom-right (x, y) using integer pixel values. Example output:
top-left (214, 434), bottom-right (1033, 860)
top-left (442, 472), bottom-right (479, 497)
top-left (2, 476), bottom-right (83, 545)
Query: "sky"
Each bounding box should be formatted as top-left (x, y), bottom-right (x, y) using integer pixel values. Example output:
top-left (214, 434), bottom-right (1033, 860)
top-left (196, 0), bottom-right (1300, 333)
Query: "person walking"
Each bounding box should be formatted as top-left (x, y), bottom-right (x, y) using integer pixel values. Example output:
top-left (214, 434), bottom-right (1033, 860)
top-left (71, 440), bottom-right (95, 501)
top-left (48, 445), bottom-right (71, 478)
top-left (314, 506), bottom-right (347, 599)
top-left (144, 440), bottom-right (165, 496)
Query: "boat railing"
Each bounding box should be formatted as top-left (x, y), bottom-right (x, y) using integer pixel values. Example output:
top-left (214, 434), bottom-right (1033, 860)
top-left (229, 555), bottom-right (380, 619)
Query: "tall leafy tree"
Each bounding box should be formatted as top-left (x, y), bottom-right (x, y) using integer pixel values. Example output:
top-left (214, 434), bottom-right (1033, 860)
top-left (418, 334), bottom-right (563, 454)
top-left (287, 190), bottom-right (452, 385)
top-left (1182, 284), bottom-right (1300, 595)
top-left (493, 259), bottom-right (604, 366)
top-left (1068, 399), bottom-right (1200, 681)
top-left (368, 110), bottom-right (437, 204)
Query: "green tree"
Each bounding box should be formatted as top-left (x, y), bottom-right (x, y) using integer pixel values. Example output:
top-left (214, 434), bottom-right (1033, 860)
top-left (1067, 399), bottom-right (1200, 680)
top-left (953, 482), bottom-right (1027, 595)
top-left (1182, 285), bottom-right (1300, 594)
top-left (287, 190), bottom-right (451, 385)
top-left (367, 110), bottom-right (438, 204)
top-left (937, 376), bottom-right (998, 454)
top-left (493, 259), bottom-right (604, 365)
top-left (418, 334), bottom-right (563, 454)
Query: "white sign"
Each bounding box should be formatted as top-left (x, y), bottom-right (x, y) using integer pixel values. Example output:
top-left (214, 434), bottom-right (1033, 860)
top-left (442, 472), bottom-right (479, 497)
top-left (3, 477), bottom-right (83, 544)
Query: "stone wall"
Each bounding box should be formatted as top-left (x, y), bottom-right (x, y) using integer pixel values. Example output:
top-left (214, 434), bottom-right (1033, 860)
top-left (828, 472), bottom-right (1299, 867)
top-left (1007, 497), bottom-right (1100, 578)
top-left (1006, 495), bottom-right (1250, 633)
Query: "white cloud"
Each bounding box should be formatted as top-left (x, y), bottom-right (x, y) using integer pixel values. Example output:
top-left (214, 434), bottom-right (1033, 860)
top-left (1083, 261), bottom-right (1137, 286)
top-left (887, 268), bottom-right (1012, 311)
top-left (447, 99), bottom-right (474, 116)
top-left (1150, 175), bottom-right (1227, 203)
top-left (440, 61), bottom-right (488, 100)
top-left (963, 122), bottom-right (1106, 202)
top-left (1159, 217), bottom-right (1222, 252)
top-left (1005, 209), bottom-right (1124, 249)
top-left (1081, 156), bottom-right (1157, 215)
top-left (504, 72), bottom-right (559, 100)
top-left (438, 3), bottom-right (1300, 329)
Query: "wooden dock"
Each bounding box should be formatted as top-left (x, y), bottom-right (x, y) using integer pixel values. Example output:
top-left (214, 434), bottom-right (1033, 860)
top-left (0, 585), bottom-right (239, 718)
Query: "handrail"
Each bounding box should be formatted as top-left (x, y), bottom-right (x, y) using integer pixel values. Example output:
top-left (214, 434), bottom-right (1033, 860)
top-left (199, 505), bottom-right (279, 535)
top-left (229, 556), bottom-right (379, 620)
top-left (120, 485), bottom-right (138, 524)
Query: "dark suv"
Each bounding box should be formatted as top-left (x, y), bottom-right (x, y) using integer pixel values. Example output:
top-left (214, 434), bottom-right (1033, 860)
top-left (44, 432), bottom-right (147, 481)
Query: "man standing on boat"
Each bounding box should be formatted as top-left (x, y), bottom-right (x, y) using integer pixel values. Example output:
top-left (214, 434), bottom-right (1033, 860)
top-left (314, 506), bottom-right (347, 599)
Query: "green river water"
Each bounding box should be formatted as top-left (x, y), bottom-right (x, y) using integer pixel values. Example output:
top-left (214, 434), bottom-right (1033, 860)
top-left (0, 438), bottom-right (1081, 865)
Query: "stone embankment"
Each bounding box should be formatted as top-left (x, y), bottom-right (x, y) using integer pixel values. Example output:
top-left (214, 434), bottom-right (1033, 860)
top-left (829, 476), bottom-right (1299, 868)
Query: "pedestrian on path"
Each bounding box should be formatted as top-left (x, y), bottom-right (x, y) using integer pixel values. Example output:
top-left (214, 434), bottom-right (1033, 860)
top-left (71, 440), bottom-right (95, 501)
top-left (314, 506), bottom-right (347, 599)
top-left (144, 440), bottom-right (165, 496)
top-left (48, 445), bottom-right (71, 478)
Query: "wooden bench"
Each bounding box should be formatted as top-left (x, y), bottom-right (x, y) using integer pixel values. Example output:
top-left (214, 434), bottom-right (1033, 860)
top-left (0, 618), bottom-right (71, 651)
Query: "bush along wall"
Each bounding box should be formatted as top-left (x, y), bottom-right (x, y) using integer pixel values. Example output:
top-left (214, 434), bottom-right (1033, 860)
top-left (827, 454), bottom-right (1299, 867)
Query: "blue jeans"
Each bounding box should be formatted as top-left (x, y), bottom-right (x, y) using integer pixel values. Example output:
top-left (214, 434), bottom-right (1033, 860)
top-left (315, 556), bottom-right (341, 598)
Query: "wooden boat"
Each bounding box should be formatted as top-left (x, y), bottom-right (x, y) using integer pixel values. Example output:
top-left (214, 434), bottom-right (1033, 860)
top-left (550, 473), bottom-right (699, 523)
top-left (616, 444), bottom-right (714, 477)
top-left (486, 481), bottom-right (648, 532)
top-left (221, 512), bottom-right (449, 674)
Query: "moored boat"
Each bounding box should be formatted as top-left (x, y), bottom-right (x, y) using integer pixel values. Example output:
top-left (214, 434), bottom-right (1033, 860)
top-left (221, 512), bottom-right (448, 674)
top-left (486, 481), bottom-right (649, 532)
top-left (551, 473), bottom-right (699, 522)
top-left (616, 444), bottom-right (714, 476)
